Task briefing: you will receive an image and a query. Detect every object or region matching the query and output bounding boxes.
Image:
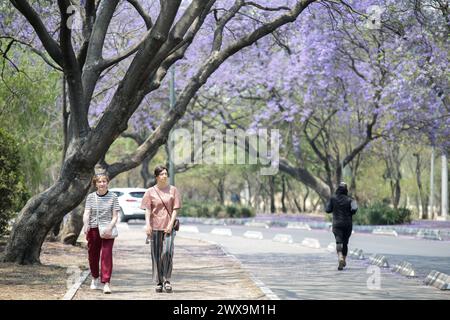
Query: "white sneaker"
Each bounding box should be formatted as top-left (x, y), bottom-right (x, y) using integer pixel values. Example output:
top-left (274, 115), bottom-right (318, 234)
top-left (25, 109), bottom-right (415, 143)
top-left (90, 278), bottom-right (101, 290)
top-left (103, 283), bottom-right (111, 294)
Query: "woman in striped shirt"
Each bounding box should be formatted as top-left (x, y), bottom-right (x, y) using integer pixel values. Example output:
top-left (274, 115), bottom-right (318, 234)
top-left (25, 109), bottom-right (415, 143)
top-left (141, 165), bottom-right (182, 293)
top-left (83, 173), bottom-right (119, 294)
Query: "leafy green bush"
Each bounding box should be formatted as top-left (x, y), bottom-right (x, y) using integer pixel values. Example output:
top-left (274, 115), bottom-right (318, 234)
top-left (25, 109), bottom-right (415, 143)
top-left (239, 206), bottom-right (254, 218)
top-left (0, 129), bottom-right (29, 236)
top-left (179, 200), bottom-right (255, 218)
top-left (353, 202), bottom-right (412, 225)
top-left (226, 205), bottom-right (238, 217)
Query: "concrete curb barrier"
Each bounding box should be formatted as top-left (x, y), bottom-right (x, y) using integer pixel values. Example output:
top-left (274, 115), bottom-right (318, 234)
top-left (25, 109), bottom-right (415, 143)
top-left (244, 221), bottom-right (270, 229)
top-left (392, 261), bottom-right (416, 277)
top-left (369, 254), bottom-right (389, 268)
top-left (301, 238), bottom-right (321, 249)
top-left (424, 270), bottom-right (450, 290)
top-left (272, 234), bottom-right (294, 244)
top-left (349, 248), bottom-right (365, 260)
top-left (211, 228), bottom-right (233, 236)
top-left (416, 229), bottom-right (442, 241)
top-left (180, 225), bottom-right (200, 233)
top-left (372, 228), bottom-right (398, 237)
top-left (243, 231), bottom-right (264, 240)
top-left (286, 222), bottom-right (311, 230)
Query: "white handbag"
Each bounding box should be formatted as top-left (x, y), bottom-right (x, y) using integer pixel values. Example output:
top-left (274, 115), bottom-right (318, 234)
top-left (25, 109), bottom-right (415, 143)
top-left (95, 194), bottom-right (118, 239)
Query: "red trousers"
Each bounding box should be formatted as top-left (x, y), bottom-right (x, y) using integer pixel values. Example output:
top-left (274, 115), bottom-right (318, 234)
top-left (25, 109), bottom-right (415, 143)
top-left (86, 227), bottom-right (114, 283)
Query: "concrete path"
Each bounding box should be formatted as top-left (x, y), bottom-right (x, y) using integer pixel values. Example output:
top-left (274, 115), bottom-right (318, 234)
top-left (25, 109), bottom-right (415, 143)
top-left (73, 223), bottom-right (266, 300)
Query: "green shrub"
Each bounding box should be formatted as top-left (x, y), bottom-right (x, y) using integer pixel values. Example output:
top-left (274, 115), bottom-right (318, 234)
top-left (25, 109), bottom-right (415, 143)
top-left (0, 129), bottom-right (29, 236)
top-left (179, 200), bottom-right (255, 218)
top-left (226, 205), bottom-right (238, 217)
top-left (199, 205), bottom-right (211, 217)
top-left (239, 206), bottom-right (255, 218)
top-left (213, 205), bottom-right (224, 216)
top-left (354, 202), bottom-right (412, 225)
top-left (178, 201), bottom-right (200, 217)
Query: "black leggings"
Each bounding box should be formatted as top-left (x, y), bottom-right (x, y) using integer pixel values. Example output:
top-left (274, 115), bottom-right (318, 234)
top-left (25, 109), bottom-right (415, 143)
top-left (333, 225), bottom-right (352, 256)
top-left (336, 243), bottom-right (348, 256)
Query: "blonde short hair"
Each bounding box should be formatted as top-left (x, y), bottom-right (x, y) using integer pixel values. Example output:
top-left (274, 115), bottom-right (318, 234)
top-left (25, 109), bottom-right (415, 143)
top-left (92, 173), bottom-right (110, 187)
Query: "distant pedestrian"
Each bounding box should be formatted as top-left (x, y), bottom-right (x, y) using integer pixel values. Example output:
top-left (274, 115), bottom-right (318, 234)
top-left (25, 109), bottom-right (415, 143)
top-left (141, 165), bottom-right (182, 293)
top-left (325, 182), bottom-right (358, 270)
top-left (83, 173), bottom-right (119, 294)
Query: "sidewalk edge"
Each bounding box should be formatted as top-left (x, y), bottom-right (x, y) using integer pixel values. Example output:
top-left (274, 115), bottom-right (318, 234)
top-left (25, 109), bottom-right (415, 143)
top-left (178, 235), bottom-right (280, 300)
top-left (62, 270), bottom-right (90, 300)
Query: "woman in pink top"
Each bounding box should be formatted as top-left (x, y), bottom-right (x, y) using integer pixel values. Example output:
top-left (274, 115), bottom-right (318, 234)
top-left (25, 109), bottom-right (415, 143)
top-left (141, 165), bottom-right (182, 293)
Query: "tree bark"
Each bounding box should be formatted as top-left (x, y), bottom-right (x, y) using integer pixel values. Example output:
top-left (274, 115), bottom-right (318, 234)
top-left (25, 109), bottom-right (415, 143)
top-left (269, 176), bottom-right (276, 213)
top-left (303, 187), bottom-right (310, 212)
top-left (281, 175), bottom-right (287, 213)
top-left (279, 159), bottom-right (331, 203)
top-left (141, 156), bottom-right (154, 188)
top-left (413, 153), bottom-right (428, 219)
top-left (3, 166), bottom-right (92, 264)
top-left (60, 205), bottom-right (85, 245)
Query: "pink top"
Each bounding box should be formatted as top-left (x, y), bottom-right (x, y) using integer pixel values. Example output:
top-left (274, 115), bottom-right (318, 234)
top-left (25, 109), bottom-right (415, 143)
top-left (140, 185), bottom-right (182, 230)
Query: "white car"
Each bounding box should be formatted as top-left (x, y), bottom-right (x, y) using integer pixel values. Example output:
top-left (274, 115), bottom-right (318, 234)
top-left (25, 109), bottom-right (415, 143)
top-left (110, 188), bottom-right (147, 222)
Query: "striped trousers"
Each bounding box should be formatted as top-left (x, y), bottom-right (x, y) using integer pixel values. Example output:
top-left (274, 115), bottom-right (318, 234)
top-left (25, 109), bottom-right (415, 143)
top-left (150, 230), bottom-right (175, 284)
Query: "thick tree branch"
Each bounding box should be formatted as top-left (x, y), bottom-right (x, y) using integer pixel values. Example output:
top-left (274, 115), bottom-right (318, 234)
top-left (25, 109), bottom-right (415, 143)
top-left (106, 0), bottom-right (317, 178)
top-left (279, 159), bottom-right (331, 201)
top-left (212, 0), bottom-right (245, 52)
top-left (126, 0), bottom-right (153, 29)
top-left (81, 0), bottom-right (120, 111)
top-left (77, 0), bottom-right (97, 70)
top-left (58, 0), bottom-right (89, 139)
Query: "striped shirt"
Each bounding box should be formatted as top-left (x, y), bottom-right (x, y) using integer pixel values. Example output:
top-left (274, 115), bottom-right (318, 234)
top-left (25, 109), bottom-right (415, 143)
top-left (85, 191), bottom-right (119, 228)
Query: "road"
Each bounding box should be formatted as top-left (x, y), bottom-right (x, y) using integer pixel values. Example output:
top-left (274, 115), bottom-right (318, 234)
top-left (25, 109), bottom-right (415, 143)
top-left (126, 221), bottom-right (450, 299)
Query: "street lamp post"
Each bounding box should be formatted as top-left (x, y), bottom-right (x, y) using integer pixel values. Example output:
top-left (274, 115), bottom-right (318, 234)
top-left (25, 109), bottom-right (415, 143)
top-left (168, 66), bottom-right (176, 186)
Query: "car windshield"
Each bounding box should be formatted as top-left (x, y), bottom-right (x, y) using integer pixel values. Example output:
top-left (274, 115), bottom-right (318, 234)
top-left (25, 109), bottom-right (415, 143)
top-left (111, 191), bottom-right (123, 197)
top-left (129, 192), bottom-right (145, 198)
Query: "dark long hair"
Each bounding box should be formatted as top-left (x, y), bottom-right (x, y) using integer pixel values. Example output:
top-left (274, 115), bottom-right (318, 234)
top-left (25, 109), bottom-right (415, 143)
top-left (154, 165), bottom-right (169, 177)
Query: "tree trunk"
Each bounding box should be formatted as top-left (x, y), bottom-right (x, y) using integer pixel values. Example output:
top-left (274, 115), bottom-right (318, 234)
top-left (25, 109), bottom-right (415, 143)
top-left (47, 217), bottom-right (64, 242)
top-left (392, 179), bottom-right (401, 209)
top-left (269, 176), bottom-right (276, 213)
top-left (286, 178), bottom-right (302, 213)
top-left (413, 153), bottom-right (428, 219)
top-left (60, 205), bottom-right (85, 245)
top-left (279, 159), bottom-right (331, 204)
top-left (303, 187), bottom-right (310, 212)
top-left (3, 169), bottom-right (92, 264)
top-left (217, 178), bottom-right (225, 205)
top-left (281, 175), bottom-right (287, 213)
top-left (312, 197), bottom-right (321, 212)
top-left (141, 157), bottom-right (154, 188)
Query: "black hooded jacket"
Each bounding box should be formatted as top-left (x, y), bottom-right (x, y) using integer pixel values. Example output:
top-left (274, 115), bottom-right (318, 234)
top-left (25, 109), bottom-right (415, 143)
top-left (325, 186), bottom-right (358, 227)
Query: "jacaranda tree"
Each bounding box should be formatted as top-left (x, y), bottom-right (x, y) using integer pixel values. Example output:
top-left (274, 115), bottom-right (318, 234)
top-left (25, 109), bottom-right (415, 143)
top-left (2, 0), bottom-right (319, 264)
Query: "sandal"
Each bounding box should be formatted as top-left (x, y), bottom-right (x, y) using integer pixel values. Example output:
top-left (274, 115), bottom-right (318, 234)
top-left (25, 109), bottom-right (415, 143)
top-left (155, 283), bottom-right (163, 293)
top-left (163, 281), bottom-right (172, 293)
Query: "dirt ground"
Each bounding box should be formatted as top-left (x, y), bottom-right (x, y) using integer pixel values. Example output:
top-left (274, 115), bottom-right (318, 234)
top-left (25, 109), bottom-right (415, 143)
top-left (0, 237), bottom-right (88, 300)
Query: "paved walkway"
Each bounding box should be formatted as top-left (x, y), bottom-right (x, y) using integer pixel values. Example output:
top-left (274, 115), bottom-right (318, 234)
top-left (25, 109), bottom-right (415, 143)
top-left (73, 223), bottom-right (266, 300)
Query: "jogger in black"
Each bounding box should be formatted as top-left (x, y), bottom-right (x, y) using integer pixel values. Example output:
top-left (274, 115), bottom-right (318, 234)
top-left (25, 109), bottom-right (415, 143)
top-left (325, 182), bottom-right (358, 270)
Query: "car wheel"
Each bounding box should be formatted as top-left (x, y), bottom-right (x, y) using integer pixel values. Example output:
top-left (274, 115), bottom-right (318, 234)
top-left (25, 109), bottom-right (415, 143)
top-left (119, 208), bottom-right (128, 223)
